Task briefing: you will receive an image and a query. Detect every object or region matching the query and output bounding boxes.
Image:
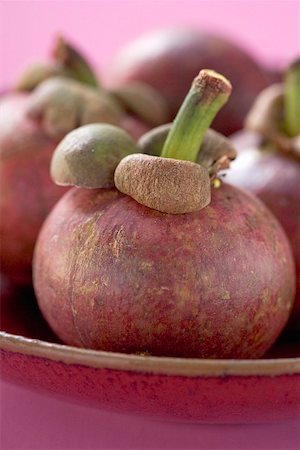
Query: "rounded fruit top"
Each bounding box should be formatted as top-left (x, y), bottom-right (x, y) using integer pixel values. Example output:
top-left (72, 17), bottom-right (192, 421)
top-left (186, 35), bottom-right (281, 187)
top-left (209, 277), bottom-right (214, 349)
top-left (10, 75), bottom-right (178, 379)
top-left (108, 28), bottom-right (272, 135)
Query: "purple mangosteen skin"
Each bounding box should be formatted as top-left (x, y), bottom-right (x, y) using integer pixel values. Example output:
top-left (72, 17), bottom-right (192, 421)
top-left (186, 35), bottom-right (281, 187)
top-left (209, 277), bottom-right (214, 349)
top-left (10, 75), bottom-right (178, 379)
top-left (33, 183), bottom-right (295, 358)
top-left (0, 94), bottom-right (69, 285)
top-left (109, 29), bottom-right (272, 136)
top-left (226, 131), bottom-right (300, 332)
top-left (0, 92), bottom-right (152, 287)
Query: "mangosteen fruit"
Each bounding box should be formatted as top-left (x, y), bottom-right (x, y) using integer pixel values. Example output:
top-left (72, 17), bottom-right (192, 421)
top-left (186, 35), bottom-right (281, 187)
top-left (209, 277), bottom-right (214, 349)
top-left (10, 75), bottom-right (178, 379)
top-left (0, 39), bottom-right (169, 285)
top-left (33, 70), bottom-right (295, 358)
top-left (108, 28), bottom-right (273, 135)
top-left (226, 59), bottom-right (300, 333)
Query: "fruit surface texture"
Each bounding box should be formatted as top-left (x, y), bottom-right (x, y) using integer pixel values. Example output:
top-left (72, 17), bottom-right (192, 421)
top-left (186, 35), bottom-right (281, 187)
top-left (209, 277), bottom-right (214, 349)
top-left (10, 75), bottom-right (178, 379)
top-left (0, 94), bottom-right (67, 284)
top-left (34, 184), bottom-right (295, 358)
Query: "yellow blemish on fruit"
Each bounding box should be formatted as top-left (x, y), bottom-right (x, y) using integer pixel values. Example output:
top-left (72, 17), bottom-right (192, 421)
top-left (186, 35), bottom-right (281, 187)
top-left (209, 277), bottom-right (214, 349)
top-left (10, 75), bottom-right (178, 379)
top-left (160, 286), bottom-right (170, 291)
top-left (285, 298), bottom-right (293, 311)
top-left (78, 283), bottom-right (96, 295)
top-left (111, 226), bottom-right (125, 258)
top-left (212, 178), bottom-right (221, 188)
top-left (261, 288), bottom-right (270, 304)
top-left (222, 290), bottom-right (231, 300)
top-left (141, 261), bottom-right (154, 271)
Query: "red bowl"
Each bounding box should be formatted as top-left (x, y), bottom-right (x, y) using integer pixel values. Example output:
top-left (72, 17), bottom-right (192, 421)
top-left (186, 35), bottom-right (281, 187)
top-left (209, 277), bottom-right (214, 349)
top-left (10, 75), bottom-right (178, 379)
top-left (1, 286), bottom-right (300, 424)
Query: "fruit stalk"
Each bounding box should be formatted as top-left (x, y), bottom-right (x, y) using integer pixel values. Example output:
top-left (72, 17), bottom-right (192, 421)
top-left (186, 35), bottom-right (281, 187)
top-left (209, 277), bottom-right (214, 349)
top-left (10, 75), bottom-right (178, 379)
top-left (284, 58), bottom-right (300, 137)
top-left (53, 36), bottom-right (99, 88)
top-left (161, 70), bottom-right (232, 162)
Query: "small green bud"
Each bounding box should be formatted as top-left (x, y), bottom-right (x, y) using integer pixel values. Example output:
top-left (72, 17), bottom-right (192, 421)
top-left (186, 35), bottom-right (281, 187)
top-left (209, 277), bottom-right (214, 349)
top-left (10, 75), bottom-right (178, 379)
top-left (51, 123), bottom-right (139, 188)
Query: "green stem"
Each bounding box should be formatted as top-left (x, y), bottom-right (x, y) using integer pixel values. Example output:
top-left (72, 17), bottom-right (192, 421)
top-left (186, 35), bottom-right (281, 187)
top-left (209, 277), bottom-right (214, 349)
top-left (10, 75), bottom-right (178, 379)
top-left (284, 58), bottom-right (300, 137)
top-left (160, 69), bottom-right (232, 161)
top-left (52, 36), bottom-right (100, 88)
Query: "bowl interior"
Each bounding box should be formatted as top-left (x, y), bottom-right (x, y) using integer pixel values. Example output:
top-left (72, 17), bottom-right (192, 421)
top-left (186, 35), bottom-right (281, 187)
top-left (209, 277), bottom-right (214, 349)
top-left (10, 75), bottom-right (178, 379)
top-left (1, 281), bottom-right (300, 425)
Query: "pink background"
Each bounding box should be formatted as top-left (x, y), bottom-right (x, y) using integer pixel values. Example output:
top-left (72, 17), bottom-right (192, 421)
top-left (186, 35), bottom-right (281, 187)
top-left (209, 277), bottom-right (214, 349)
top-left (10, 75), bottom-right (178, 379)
top-left (1, 0), bottom-right (300, 87)
top-left (1, 1), bottom-right (300, 449)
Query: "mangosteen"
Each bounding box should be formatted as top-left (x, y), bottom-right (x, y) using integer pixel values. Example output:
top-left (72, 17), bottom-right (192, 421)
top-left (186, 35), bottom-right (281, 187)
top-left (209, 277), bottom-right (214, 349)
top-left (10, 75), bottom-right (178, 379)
top-left (33, 70), bottom-right (295, 358)
top-left (108, 28), bottom-right (274, 135)
top-left (0, 38), bottom-right (169, 285)
top-left (226, 59), bottom-right (300, 334)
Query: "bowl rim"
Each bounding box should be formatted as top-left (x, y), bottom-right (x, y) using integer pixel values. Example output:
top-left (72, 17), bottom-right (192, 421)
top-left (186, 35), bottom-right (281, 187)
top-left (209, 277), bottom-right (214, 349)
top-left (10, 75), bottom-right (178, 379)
top-left (1, 331), bottom-right (300, 377)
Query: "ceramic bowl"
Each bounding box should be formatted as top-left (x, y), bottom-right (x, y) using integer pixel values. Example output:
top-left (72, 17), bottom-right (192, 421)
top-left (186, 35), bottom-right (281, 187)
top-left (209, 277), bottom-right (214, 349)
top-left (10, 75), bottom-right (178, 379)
top-left (1, 284), bottom-right (300, 424)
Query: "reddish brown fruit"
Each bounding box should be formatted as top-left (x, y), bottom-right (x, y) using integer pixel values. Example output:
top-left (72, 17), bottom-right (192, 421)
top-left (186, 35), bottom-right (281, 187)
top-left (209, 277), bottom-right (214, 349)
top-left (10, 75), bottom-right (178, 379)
top-left (108, 29), bottom-right (272, 135)
top-left (226, 61), bottom-right (300, 333)
top-left (0, 79), bottom-right (167, 284)
top-left (33, 185), bottom-right (295, 358)
top-left (33, 70), bottom-right (295, 358)
top-left (0, 94), bottom-right (68, 285)
top-left (226, 131), bottom-right (300, 332)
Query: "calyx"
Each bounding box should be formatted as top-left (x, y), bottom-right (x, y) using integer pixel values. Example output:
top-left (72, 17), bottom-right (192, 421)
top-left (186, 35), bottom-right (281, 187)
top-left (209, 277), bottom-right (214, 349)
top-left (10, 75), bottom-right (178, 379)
top-left (138, 123), bottom-right (236, 178)
top-left (26, 77), bottom-right (124, 141)
top-left (51, 69), bottom-right (236, 215)
top-left (245, 59), bottom-right (300, 161)
top-left (15, 36), bottom-right (99, 91)
top-left (245, 84), bottom-right (300, 160)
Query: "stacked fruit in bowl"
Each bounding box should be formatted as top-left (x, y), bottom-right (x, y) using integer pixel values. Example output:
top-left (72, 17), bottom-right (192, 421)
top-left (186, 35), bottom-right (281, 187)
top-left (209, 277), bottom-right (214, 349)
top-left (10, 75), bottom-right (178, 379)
top-left (1, 29), bottom-right (299, 424)
top-left (0, 36), bottom-right (170, 287)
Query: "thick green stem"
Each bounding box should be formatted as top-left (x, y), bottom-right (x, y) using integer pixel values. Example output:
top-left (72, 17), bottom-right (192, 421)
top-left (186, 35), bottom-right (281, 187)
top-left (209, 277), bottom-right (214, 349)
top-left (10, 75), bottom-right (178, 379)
top-left (53, 36), bottom-right (99, 88)
top-left (160, 70), bottom-right (232, 161)
top-left (284, 58), bottom-right (300, 137)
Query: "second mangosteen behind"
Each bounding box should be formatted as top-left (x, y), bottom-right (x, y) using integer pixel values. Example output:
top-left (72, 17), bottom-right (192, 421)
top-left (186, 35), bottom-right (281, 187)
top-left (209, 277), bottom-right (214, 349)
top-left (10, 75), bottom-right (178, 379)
top-left (108, 28), bottom-right (274, 135)
top-left (226, 60), bottom-right (300, 333)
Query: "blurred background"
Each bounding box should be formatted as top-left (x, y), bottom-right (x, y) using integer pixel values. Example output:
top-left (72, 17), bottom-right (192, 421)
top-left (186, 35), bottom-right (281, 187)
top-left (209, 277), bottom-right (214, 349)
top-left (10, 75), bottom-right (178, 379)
top-left (1, 0), bottom-right (299, 87)
top-left (1, 1), bottom-right (299, 449)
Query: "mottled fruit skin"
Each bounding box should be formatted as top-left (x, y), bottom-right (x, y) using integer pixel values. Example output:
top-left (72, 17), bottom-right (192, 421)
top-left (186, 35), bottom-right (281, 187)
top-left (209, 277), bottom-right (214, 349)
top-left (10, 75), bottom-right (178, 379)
top-left (226, 131), bottom-right (300, 333)
top-left (34, 184), bottom-right (295, 358)
top-left (0, 94), bottom-right (68, 285)
top-left (109, 29), bottom-right (272, 136)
